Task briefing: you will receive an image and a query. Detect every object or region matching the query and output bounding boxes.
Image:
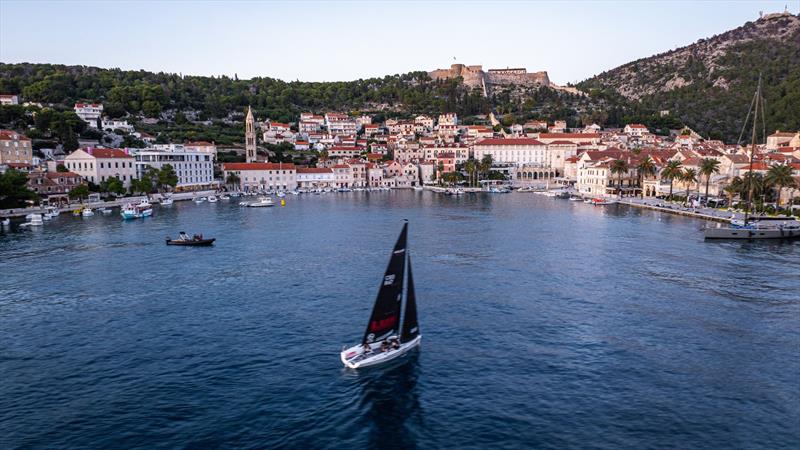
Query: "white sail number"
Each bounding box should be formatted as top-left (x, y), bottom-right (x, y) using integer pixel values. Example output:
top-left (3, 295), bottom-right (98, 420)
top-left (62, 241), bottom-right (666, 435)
top-left (383, 274), bottom-right (395, 286)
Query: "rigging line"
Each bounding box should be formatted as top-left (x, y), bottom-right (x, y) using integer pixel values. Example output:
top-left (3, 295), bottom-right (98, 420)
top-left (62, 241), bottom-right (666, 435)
top-left (737, 86), bottom-right (758, 146)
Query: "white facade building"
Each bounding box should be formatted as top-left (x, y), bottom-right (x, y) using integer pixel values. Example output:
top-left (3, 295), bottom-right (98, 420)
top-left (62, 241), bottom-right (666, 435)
top-left (134, 147), bottom-right (215, 188)
top-left (473, 138), bottom-right (548, 167)
top-left (64, 148), bottom-right (136, 187)
top-left (74, 103), bottom-right (104, 127)
top-left (222, 162), bottom-right (297, 191)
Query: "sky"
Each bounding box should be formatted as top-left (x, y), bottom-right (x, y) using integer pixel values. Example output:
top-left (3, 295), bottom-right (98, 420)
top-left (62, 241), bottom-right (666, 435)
top-left (0, 0), bottom-right (796, 84)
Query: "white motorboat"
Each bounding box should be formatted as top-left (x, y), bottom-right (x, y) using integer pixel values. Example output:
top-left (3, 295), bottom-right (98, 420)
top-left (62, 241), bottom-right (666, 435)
top-left (341, 221), bottom-right (421, 369)
top-left (194, 197), bottom-right (205, 204)
top-left (44, 206), bottom-right (61, 218)
top-left (1, 218), bottom-right (10, 227)
top-left (276, 191), bottom-right (286, 198)
top-left (569, 196), bottom-right (583, 202)
top-left (24, 213), bottom-right (44, 226)
top-left (208, 195), bottom-right (218, 203)
top-left (82, 208), bottom-right (94, 217)
top-left (412, 186), bottom-right (424, 191)
top-left (161, 197), bottom-right (174, 206)
top-left (220, 195), bottom-right (230, 200)
top-left (247, 197), bottom-right (274, 208)
top-left (99, 207), bottom-right (113, 214)
top-left (591, 198), bottom-right (617, 206)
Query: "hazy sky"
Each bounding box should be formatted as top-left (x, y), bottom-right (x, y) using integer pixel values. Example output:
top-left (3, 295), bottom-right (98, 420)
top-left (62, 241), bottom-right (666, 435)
top-left (0, 1), bottom-right (795, 84)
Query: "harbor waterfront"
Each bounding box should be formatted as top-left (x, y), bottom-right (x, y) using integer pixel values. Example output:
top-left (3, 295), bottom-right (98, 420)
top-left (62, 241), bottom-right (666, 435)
top-left (1, 192), bottom-right (799, 448)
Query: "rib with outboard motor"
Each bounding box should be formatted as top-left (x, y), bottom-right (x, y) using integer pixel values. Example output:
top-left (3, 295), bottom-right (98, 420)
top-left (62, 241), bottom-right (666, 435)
top-left (340, 221), bottom-right (421, 369)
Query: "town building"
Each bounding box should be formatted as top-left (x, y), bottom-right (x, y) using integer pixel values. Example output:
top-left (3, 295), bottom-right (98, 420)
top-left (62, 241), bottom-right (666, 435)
top-left (473, 138), bottom-right (548, 167)
top-left (134, 147), bottom-right (215, 189)
top-left (0, 129), bottom-right (33, 167)
top-left (64, 148), bottom-right (136, 187)
top-left (296, 167), bottom-right (334, 189)
top-left (0, 94), bottom-right (20, 105)
top-left (74, 103), bottom-right (104, 127)
top-left (222, 162), bottom-right (297, 191)
top-left (27, 170), bottom-right (83, 200)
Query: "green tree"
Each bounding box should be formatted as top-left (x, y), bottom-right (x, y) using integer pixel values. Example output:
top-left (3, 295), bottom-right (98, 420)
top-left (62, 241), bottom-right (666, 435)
top-left (610, 159), bottom-right (630, 198)
top-left (479, 155), bottom-right (493, 182)
top-left (699, 158), bottom-right (721, 203)
top-left (157, 165), bottom-right (179, 192)
top-left (56, 164), bottom-right (69, 172)
top-left (100, 176), bottom-right (126, 197)
top-left (225, 172), bottom-right (240, 190)
top-left (636, 156), bottom-right (657, 198)
top-left (681, 168), bottom-right (698, 206)
top-left (0, 168), bottom-right (37, 208)
top-left (764, 163), bottom-right (796, 208)
top-left (69, 184), bottom-right (90, 202)
top-left (661, 160), bottom-right (683, 201)
top-left (464, 158), bottom-right (477, 188)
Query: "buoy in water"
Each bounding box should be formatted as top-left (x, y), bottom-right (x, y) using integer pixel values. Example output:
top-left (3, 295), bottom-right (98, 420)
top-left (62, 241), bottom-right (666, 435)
top-left (280, 199), bottom-right (286, 207)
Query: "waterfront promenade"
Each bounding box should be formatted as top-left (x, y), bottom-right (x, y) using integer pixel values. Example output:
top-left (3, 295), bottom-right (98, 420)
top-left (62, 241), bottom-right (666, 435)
top-left (0, 190), bottom-right (217, 218)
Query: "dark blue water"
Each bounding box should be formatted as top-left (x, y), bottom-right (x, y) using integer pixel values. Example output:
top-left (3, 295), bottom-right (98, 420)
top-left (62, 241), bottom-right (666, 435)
top-left (2, 192), bottom-right (799, 449)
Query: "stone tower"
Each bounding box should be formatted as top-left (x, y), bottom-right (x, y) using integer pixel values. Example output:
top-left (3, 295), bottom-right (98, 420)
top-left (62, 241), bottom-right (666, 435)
top-left (245, 106), bottom-right (256, 163)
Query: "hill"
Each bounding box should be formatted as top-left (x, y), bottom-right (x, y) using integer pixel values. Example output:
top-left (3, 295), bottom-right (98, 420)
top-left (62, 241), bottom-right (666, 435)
top-left (578, 12), bottom-right (800, 142)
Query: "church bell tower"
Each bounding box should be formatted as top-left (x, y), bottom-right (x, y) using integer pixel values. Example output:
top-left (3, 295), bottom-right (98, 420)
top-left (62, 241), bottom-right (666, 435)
top-left (245, 106), bottom-right (256, 162)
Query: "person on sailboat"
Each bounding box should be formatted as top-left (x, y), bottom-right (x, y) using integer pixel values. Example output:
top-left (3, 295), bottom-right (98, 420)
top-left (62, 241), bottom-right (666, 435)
top-left (391, 338), bottom-right (400, 350)
top-left (363, 343), bottom-right (372, 354)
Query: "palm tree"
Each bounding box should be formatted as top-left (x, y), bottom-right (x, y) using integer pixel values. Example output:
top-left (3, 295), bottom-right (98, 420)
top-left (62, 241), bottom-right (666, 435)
top-left (661, 160), bottom-right (683, 202)
top-left (764, 163), bottom-right (797, 208)
top-left (699, 158), bottom-right (721, 205)
top-left (741, 171), bottom-right (765, 212)
top-left (610, 159), bottom-right (629, 199)
top-left (681, 168), bottom-right (698, 206)
top-left (636, 156), bottom-right (657, 198)
top-left (723, 177), bottom-right (743, 207)
top-left (479, 155), bottom-right (493, 182)
top-left (226, 172), bottom-right (240, 190)
top-left (464, 159), bottom-right (477, 188)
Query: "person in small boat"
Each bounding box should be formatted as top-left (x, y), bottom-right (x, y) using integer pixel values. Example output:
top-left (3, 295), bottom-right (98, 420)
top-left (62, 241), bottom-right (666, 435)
top-left (179, 232), bottom-right (190, 241)
top-left (391, 339), bottom-right (400, 350)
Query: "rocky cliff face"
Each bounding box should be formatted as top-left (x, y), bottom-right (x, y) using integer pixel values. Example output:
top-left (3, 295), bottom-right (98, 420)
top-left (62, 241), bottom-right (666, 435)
top-left (580, 12), bottom-right (800, 100)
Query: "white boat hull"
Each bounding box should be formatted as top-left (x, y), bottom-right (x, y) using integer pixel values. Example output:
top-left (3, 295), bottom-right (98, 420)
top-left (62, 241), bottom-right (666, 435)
top-left (704, 226), bottom-right (800, 240)
top-left (340, 335), bottom-right (421, 369)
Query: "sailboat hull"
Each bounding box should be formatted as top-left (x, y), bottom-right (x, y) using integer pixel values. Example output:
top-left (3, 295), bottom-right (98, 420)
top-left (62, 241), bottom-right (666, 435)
top-left (704, 226), bottom-right (800, 240)
top-left (340, 335), bottom-right (421, 369)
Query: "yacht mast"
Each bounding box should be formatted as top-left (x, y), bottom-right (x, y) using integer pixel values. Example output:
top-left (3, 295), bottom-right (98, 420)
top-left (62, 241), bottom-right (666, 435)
top-left (743, 75), bottom-right (761, 225)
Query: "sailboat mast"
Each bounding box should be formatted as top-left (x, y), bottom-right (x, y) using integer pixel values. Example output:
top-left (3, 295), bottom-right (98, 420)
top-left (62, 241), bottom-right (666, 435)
top-left (743, 75), bottom-right (761, 225)
top-left (398, 249), bottom-right (408, 342)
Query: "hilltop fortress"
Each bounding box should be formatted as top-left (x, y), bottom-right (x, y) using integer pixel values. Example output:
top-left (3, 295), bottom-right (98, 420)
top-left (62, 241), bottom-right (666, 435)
top-left (429, 63), bottom-right (580, 95)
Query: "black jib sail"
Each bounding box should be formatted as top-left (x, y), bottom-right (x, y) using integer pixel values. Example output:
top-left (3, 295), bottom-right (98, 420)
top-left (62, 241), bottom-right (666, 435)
top-left (400, 255), bottom-right (419, 344)
top-left (363, 222), bottom-right (407, 344)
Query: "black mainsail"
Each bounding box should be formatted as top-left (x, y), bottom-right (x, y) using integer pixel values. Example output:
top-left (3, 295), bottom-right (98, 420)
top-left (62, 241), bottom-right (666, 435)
top-left (363, 222), bottom-right (407, 344)
top-left (400, 255), bottom-right (419, 344)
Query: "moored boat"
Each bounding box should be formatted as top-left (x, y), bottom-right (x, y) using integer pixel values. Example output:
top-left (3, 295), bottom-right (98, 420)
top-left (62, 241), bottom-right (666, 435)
top-left (208, 195), bottom-right (218, 203)
top-left (340, 221), bottom-right (421, 369)
top-left (121, 203), bottom-right (153, 219)
top-left (247, 197), bottom-right (274, 207)
top-left (161, 197), bottom-right (174, 206)
top-left (166, 231), bottom-right (215, 246)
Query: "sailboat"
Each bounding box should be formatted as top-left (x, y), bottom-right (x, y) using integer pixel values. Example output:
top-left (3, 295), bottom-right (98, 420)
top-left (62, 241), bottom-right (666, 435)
top-left (704, 75), bottom-right (800, 240)
top-left (340, 221), bottom-right (421, 369)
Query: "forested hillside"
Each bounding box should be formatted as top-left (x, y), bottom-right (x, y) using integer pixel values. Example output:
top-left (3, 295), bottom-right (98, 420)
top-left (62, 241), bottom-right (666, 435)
top-left (579, 13), bottom-right (800, 142)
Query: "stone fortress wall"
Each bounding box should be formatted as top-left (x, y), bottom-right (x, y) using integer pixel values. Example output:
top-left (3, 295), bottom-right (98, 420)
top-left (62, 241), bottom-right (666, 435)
top-left (429, 63), bottom-right (582, 96)
top-left (429, 64), bottom-right (550, 89)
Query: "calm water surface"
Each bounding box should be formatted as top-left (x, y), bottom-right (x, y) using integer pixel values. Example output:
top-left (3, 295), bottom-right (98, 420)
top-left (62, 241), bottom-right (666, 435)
top-left (1, 192), bottom-right (798, 449)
